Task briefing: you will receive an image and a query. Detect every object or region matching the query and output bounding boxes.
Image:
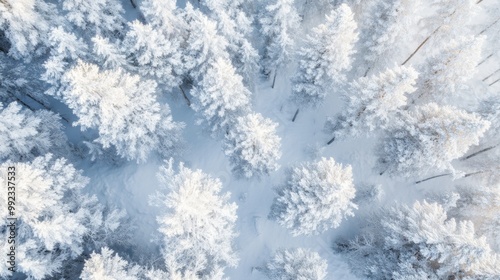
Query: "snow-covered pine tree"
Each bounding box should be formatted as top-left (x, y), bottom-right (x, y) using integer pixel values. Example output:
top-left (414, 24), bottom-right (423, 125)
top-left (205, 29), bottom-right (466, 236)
top-left (342, 200), bottom-right (500, 279)
top-left (479, 95), bottom-right (500, 143)
top-left (191, 57), bottom-right (251, 135)
top-left (270, 157), bottom-right (356, 236)
top-left (360, 0), bottom-right (421, 73)
top-left (198, 0), bottom-right (259, 81)
top-left (265, 248), bottom-right (328, 280)
top-left (378, 103), bottom-right (490, 177)
top-left (182, 3), bottom-right (229, 82)
top-left (416, 36), bottom-right (485, 103)
top-left (80, 247), bottom-right (141, 280)
top-left (0, 0), bottom-right (59, 59)
top-left (224, 113), bottom-right (281, 178)
top-left (91, 35), bottom-right (127, 70)
top-left (0, 52), bottom-right (49, 105)
top-left (123, 20), bottom-right (183, 90)
top-left (122, 0), bottom-right (186, 89)
top-left (0, 155), bottom-right (103, 279)
top-left (295, 0), bottom-right (334, 20)
top-left (425, 0), bottom-right (478, 47)
top-left (60, 61), bottom-right (183, 162)
top-left (0, 102), bottom-right (67, 161)
top-left (292, 4), bottom-right (358, 107)
top-left (454, 183), bottom-right (500, 251)
top-left (140, 0), bottom-right (184, 31)
top-left (327, 65), bottom-right (418, 141)
top-left (401, 0), bottom-right (478, 65)
top-left (259, 0), bottom-right (300, 78)
top-left (151, 160), bottom-right (238, 279)
top-left (60, 0), bottom-right (124, 36)
top-left (42, 26), bottom-right (89, 96)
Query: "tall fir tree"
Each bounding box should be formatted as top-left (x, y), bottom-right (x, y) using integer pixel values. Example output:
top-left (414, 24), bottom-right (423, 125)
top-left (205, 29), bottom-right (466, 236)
top-left (327, 65), bottom-right (418, 140)
top-left (342, 200), bottom-right (500, 279)
top-left (151, 160), bottom-right (238, 279)
top-left (265, 248), bottom-right (328, 280)
top-left (224, 113), bottom-right (281, 178)
top-left (378, 103), bottom-right (490, 177)
top-left (416, 36), bottom-right (485, 102)
top-left (0, 102), bottom-right (67, 161)
top-left (198, 0), bottom-right (259, 81)
top-left (271, 157), bottom-right (356, 236)
top-left (80, 247), bottom-right (141, 280)
top-left (292, 4), bottom-right (358, 107)
top-left (60, 61), bottom-right (183, 162)
top-left (191, 57), bottom-right (251, 136)
top-left (259, 0), bottom-right (300, 75)
top-left (0, 155), bottom-right (103, 279)
top-left (0, 0), bottom-right (60, 59)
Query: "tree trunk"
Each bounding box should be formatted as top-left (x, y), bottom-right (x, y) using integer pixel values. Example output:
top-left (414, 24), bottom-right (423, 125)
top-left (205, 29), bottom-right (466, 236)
top-left (477, 53), bottom-right (493, 67)
top-left (462, 145), bottom-right (498, 160)
top-left (179, 86), bottom-right (191, 107)
top-left (292, 108), bottom-right (299, 122)
top-left (415, 173), bottom-right (452, 184)
top-left (482, 68), bottom-right (500, 81)
top-left (363, 66), bottom-right (371, 77)
top-left (402, 26), bottom-right (441, 66)
top-left (326, 136), bottom-right (335, 145)
top-left (130, 0), bottom-right (137, 8)
top-left (479, 17), bottom-right (500, 35)
top-left (271, 68), bottom-right (278, 89)
top-left (489, 77), bottom-right (500, 86)
top-left (464, 170), bottom-right (486, 177)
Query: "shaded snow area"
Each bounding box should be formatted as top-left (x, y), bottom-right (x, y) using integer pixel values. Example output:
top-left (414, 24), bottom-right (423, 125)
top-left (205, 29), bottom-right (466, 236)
top-left (1, 0), bottom-right (500, 279)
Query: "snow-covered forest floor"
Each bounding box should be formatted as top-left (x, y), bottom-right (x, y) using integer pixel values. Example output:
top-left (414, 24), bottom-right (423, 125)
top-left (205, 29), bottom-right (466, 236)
top-left (1, 0), bottom-right (500, 279)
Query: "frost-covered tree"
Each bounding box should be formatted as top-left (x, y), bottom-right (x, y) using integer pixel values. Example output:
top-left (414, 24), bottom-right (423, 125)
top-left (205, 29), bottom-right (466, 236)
top-left (0, 0), bottom-right (59, 59)
top-left (0, 49), bottom-right (50, 105)
top-left (60, 61), bottom-right (183, 162)
top-left (151, 160), bottom-right (238, 279)
top-left (0, 155), bottom-right (102, 279)
top-left (479, 95), bottom-right (500, 143)
top-left (328, 65), bottom-right (418, 141)
top-left (292, 4), bottom-right (358, 107)
top-left (342, 200), bottom-right (500, 279)
top-left (426, 0), bottom-right (478, 45)
top-left (42, 26), bottom-right (88, 96)
top-left (455, 183), bottom-right (500, 251)
top-left (61, 0), bottom-right (124, 36)
top-left (270, 157), bottom-right (356, 236)
top-left (91, 35), bottom-right (126, 70)
top-left (265, 248), bottom-right (328, 280)
top-left (123, 20), bottom-right (183, 90)
top-left (123, 0), bottom-right (185, 89)
top-left (0, 102), bottom-right (67, 161)
top-left (224, 113), bottom-right (281, 178)
top-left (191, 58), bottom-right (251, 135)
top-left (360, 0), bottom-right (421, 72)
top-left (378, 103), bottom-right (490, 177)
top-left (402, 0), bottom-right (478, 65)
top-left (416, 36), bottom-right (485, 102)
top-left (259, 0), bottom-right (300, 75)
top-left (295, 0), bottom-right (335, 20)
top-left (198, 0), bottom-right (258, 80)
top-left (81, 247), bottom-right (141, 280)
top-left (182, 3), bottom-right (229, 81)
